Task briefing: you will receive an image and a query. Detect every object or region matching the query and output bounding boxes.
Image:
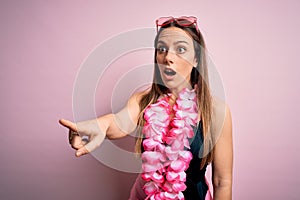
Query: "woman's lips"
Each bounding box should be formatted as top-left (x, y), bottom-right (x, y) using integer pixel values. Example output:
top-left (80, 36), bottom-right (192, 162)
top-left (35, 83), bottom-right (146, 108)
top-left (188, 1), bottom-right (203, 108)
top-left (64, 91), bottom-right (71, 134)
top-left (163, 68), bottom-right (176, 80)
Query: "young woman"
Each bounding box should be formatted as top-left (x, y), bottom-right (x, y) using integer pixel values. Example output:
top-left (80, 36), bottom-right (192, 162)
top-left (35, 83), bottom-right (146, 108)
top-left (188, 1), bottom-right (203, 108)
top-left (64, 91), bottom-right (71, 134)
top-left (59, 16), bottom-right (233, 200)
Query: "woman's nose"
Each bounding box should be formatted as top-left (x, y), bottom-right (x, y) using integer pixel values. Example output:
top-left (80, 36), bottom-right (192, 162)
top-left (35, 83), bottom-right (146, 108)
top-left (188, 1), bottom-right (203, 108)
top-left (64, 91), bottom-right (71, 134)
top-left (165, 50), bottom-right (175, 64)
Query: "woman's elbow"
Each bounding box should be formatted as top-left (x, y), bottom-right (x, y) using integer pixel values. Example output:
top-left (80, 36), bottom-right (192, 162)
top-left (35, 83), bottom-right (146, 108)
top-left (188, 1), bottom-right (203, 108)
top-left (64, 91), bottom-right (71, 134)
top-left (213, 178), bottom-right (232, 199)
top-left (213, 177), bottom-right (232, 188)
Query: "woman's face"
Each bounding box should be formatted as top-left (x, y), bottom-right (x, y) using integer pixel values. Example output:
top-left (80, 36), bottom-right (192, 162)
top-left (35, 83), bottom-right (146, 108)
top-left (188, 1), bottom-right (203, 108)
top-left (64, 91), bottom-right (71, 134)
top-left (156, 27), bottom-right (198, 94)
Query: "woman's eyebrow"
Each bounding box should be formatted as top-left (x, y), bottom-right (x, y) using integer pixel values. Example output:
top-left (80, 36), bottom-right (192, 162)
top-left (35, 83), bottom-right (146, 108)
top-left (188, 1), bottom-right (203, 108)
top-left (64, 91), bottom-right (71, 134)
top-left (174, 41), bottom-right (189, 45)
top-left (157, 40), bottom-right (166, 45)
top-left (157, 40), bottom-right (189, 45)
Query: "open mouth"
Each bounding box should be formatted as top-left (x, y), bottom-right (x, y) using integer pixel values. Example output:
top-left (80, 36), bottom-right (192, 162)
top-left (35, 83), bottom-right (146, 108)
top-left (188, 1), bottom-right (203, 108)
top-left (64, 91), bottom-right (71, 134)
top-left (164, 68), bottom-right (176, 76)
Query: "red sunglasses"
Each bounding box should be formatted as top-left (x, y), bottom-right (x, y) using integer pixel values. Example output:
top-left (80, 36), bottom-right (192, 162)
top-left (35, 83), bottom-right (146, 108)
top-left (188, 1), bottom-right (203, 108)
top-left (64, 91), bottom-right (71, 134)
top-left (156, 16), bottom-right (199, 33)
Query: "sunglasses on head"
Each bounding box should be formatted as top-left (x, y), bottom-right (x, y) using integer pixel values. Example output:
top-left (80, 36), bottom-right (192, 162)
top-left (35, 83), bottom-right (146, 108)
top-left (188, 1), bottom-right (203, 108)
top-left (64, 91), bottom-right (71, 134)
top-left (156, 16), bottom-right (199, 33)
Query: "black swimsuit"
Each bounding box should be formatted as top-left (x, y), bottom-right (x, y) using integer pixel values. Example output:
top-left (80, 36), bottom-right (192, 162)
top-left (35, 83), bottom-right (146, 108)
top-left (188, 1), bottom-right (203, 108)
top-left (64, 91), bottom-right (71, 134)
top-left (183, 121), bottom-right (208, 199)
top-left (137, 121), bottom-right (209, 200)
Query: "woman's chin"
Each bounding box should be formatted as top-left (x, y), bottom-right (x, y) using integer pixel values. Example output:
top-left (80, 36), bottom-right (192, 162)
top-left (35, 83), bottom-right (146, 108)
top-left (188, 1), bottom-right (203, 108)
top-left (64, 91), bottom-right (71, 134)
top-left (161, 80), bottom-right (176, 89)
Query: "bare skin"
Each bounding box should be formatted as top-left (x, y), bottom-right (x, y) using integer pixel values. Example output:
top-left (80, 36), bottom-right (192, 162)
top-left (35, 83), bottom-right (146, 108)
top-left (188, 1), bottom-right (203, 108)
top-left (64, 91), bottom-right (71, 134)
top-left (59, 91), bottom-right (143, 157)
top-left (156, 27), bottom-right (198, 95)
top-left (59, 27), bottom-right (233, 199)
top-left (211, 98), bottom-right (233, 199)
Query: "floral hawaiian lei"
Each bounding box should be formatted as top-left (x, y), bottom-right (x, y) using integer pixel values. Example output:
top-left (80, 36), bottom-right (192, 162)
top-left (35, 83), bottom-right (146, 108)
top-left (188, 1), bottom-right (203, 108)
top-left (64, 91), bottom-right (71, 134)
top-left (141, 88), bottom-right (198, 200)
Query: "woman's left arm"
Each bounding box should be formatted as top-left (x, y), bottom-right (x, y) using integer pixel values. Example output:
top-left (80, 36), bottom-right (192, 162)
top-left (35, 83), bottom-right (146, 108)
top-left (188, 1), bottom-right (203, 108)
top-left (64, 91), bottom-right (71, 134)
top-left (212, 103), bottom-right (233, 200)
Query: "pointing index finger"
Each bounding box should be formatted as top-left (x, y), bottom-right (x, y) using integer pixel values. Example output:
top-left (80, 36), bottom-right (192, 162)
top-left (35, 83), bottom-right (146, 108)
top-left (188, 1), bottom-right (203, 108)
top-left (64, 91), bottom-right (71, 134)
top-left (59, 119), bottom-right (78, 132)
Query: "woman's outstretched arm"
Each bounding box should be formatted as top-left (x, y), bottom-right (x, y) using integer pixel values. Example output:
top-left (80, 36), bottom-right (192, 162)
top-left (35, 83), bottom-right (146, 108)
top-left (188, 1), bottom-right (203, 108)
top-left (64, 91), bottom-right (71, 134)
top-left (59, 91), bottom-right (143, 157)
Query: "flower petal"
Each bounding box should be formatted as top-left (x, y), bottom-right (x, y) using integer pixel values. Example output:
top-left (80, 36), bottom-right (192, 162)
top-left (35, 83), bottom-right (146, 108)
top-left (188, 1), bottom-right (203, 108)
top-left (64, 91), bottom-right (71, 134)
top-left (142, 151), bottom-right (164, 164)
top-left (170, 160), bottom-right (186, 172)
top-left (152, 172), bottom-right (164, 183)
top-left (178, 150), bottom-right (193, 163)
top-left (166, 171), bottom-right (179, 182)
top-left (172, 182), bottom-right (187, 192)
top-left (142, 162), bottom-right (164, 172)
top-left (143, 181), bottom-right (159, 195)
top-left (165, 146), bottom-right (178, 160)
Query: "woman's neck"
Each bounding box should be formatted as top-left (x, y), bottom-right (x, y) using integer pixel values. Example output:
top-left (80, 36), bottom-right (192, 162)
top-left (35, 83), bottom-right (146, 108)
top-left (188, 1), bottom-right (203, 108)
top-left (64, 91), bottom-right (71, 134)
top-left (168, 84), bottom-right (192, 97)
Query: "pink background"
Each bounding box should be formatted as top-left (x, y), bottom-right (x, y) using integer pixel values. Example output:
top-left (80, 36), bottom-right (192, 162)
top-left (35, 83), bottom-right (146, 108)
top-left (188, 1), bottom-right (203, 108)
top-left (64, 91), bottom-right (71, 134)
top-left (1, 0), bottom-right (299, 199)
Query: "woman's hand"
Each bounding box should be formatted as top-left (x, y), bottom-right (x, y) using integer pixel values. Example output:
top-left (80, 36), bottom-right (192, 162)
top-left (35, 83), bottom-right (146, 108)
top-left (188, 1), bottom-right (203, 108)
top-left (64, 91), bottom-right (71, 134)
top-left (59, 118), bottom-right (106, 157)
top-left (59, 91), bottom-right (144, 157)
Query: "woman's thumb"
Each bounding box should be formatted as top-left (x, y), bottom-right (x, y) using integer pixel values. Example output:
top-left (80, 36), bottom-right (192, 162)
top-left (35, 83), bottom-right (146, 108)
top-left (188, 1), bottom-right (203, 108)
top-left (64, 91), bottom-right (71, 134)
top-left (75, 146), bottom-right (89, 157)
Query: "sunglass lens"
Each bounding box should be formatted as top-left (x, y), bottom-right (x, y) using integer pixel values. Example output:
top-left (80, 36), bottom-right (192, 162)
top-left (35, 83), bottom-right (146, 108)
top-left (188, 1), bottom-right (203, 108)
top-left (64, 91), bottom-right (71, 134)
top-left (157, 17), bottom-right (173, 26)
top-left (176, 17), bottom-right (196, 26)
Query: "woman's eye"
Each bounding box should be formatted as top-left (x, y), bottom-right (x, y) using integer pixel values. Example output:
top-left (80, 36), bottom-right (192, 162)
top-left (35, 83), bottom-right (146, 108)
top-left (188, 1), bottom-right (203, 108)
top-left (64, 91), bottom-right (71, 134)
top-left (177, 47), bottom-right (186, 54)
top-left (157, 46), bottom-right (167, 53)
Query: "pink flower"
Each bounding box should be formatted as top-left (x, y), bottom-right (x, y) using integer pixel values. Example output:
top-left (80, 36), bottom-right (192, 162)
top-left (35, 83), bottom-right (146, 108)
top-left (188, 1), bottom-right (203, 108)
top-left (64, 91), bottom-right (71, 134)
top-left (142, 88), bottom-right (198, 198)
top-left (168, 128), bottom-right (182, 136)
top-left (172, 182), bottom-right (187, 192)
top-left (141, 173), bottom-right (152, 181)
top-left (178, 150), bottom-right (193, 163)
top-left (165, 171), bottom-right (186, 182)
top-left (142, 162), bottom-right (164, 173)
top-left (170, 160), bottom-right (186, 172)
top-left (183, 138), bottom-right (190, 149)
top-left (151, 171), bottom-right (164, 183)
top-left (143, 181), bottom-right (159, 195)
top-left (178, 88), bottom-right (196, 100)
top-left (143, 138), bottom-right (160, 151)
top-left (166, 171), bottom-right (179, 182)
top-left (171, 119), bottom-right (186, 128)
top-left (161, 181), bottom-right (173, 193)
top-left (141, 171), bottom-right (165, 183)
top-left (163, 192), bottom-right (177, 200)
top-left (165, 146), bottom-right (179, 160)
top-left (142, 151), bottom-right (165, 164)
top-left (178, 192), bottom-right (185, 200)
top-left (152, 193), bottom-right (164, 200)
top-left (178, 171), bottom-right (186, 182)
top-left (184, 126), bottom-right (194, 138)
top-left (171, 138), bottom-right (184, 151)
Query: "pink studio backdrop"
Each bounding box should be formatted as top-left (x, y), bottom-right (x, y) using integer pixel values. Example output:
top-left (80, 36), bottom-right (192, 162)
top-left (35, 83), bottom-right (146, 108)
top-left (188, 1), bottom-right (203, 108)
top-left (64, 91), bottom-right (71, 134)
top-left (1, 0), bottom-right (299, 199)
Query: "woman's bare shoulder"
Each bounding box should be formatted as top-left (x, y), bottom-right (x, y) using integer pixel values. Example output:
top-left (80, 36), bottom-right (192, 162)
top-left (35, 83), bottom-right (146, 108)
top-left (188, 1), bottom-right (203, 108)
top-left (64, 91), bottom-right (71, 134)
top-left (128, 87), bottom-right (151, 105)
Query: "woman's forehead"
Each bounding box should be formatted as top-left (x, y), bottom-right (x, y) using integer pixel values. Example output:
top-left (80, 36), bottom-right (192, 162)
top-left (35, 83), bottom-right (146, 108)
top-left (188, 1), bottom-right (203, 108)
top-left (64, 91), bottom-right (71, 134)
top-left (158, 27), bottom-right (194, 45)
